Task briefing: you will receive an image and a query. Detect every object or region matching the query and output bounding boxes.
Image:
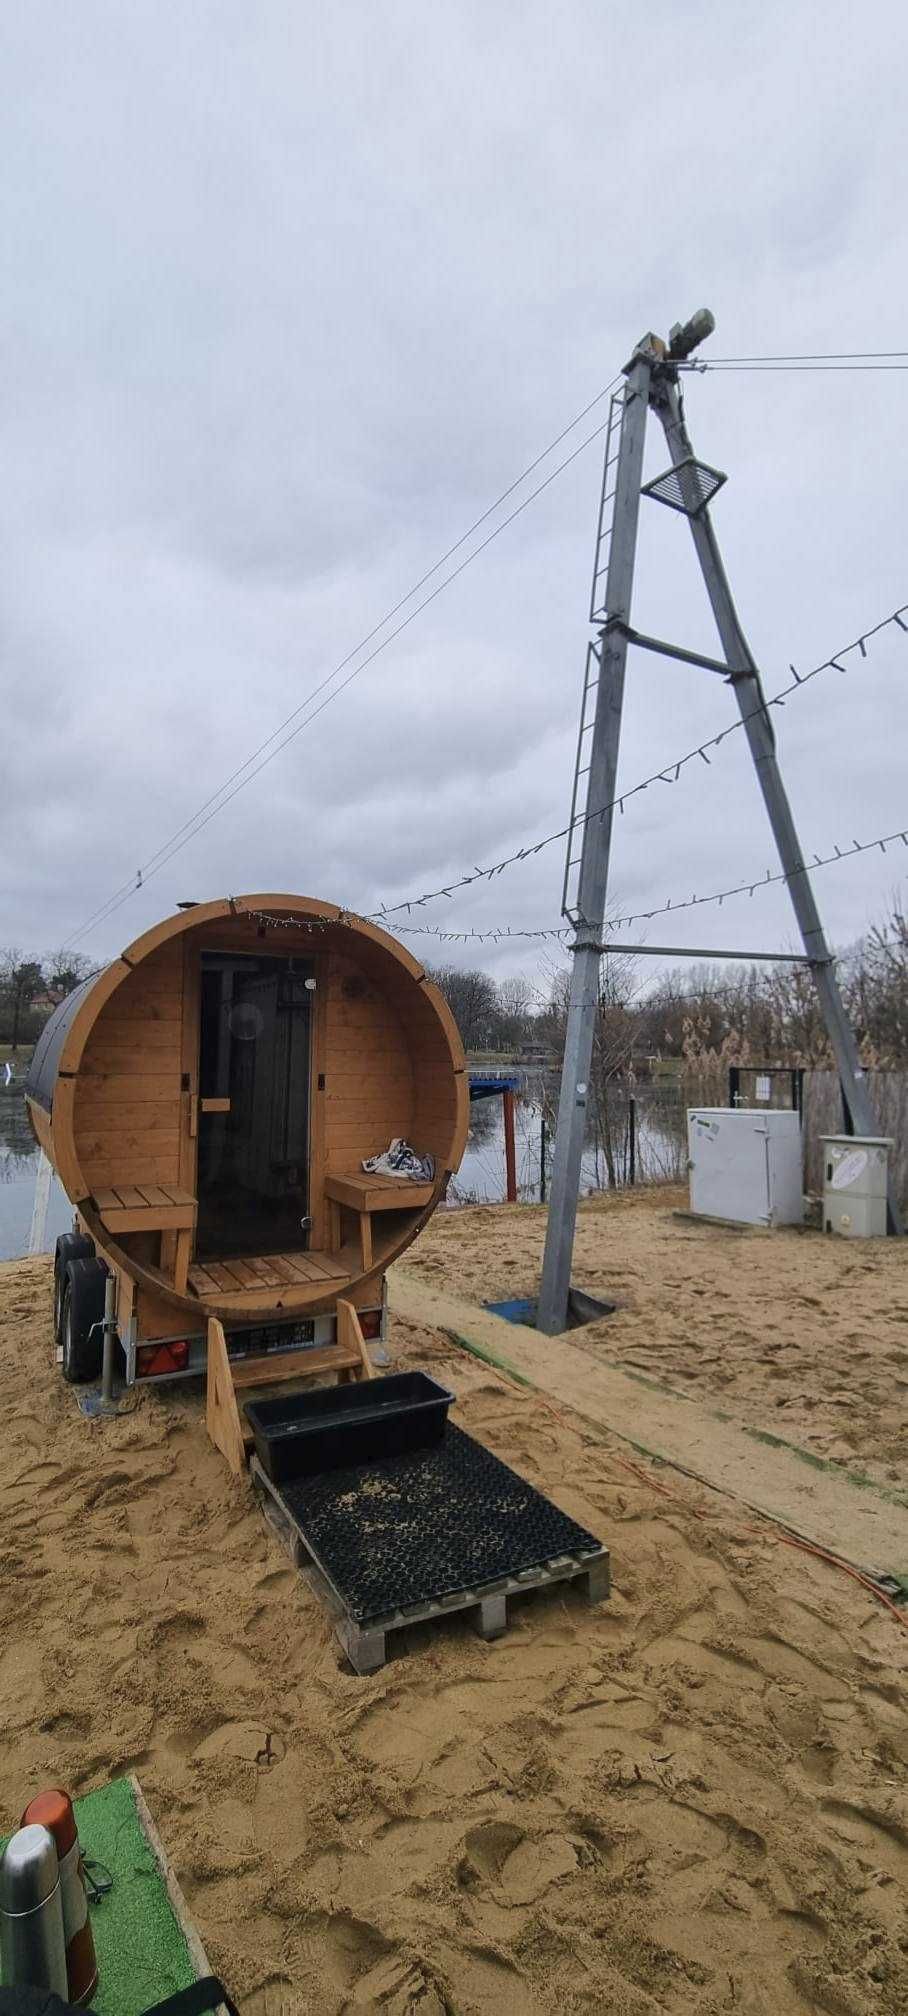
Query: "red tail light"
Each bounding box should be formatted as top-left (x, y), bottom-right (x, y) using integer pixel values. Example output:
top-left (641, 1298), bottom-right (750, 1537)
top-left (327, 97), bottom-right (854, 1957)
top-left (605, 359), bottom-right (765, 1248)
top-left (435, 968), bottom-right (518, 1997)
top-left (358, 1308), bottom-right (382, 1340)
top-left (136, 1340), bottom-right (190, 1378)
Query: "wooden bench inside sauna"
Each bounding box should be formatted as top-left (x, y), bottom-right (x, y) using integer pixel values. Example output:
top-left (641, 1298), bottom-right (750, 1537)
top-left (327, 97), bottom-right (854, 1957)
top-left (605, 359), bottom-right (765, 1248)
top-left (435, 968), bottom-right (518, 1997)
top-left (26, 895), bottom-right (468, 1360)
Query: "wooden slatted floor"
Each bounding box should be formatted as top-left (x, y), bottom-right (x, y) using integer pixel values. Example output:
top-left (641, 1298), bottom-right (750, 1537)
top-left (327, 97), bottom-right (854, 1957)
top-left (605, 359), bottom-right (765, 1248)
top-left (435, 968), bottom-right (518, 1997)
top-left (189, 1250), bottom-right (348, 1297)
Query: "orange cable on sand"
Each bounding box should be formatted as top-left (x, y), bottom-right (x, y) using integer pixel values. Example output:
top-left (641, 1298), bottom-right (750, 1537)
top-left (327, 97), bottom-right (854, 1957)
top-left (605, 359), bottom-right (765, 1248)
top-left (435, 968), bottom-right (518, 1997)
top-left (743, 1526), bottom-right (908, 1631)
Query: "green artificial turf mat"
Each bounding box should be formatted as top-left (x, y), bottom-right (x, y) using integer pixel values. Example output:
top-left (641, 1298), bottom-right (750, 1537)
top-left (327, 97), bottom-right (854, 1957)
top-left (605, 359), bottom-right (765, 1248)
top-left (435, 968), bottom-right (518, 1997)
top-left (2, 1777), bottom-right (199, 2015)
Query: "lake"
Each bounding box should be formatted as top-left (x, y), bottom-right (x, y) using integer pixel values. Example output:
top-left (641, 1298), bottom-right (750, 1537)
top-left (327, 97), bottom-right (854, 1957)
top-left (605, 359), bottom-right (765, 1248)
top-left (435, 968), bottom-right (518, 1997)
top-left (0, 1080), bottom-right (73, 1261)
top-left (0, 1072), bottom-right (684, 1261)
top-left (452, 1074), bottom-right (684, 1206)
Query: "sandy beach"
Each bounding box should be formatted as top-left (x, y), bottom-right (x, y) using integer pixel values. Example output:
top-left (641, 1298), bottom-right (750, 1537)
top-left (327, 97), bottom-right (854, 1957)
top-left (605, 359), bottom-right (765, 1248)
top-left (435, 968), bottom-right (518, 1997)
top-left (407, 1188), bottom-right (908, 1492)
top-left (1, 1222), bottom-right (907, 2013)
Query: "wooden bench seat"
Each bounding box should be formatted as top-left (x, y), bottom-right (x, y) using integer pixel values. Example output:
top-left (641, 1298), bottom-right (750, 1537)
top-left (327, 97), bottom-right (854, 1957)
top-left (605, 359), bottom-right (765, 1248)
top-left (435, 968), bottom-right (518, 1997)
top-left (93, 1184), bottom-right (197, 1294)
top-left (324, 1172), bottom-right (435, 1273)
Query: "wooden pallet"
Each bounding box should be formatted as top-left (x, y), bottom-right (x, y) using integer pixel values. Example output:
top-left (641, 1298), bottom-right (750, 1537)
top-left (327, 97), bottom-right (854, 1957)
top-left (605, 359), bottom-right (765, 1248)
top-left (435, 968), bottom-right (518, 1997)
top-left (206, 1300), bottom-right (373, 1475)
top-left (251, 1455), bottom-right (610, 1674)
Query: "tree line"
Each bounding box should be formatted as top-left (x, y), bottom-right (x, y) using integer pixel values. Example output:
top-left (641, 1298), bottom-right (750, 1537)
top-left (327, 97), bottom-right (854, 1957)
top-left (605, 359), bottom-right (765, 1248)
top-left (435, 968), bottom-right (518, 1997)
top-left (3, 900), bottom-right (904, 1072)
top-left (429, 899), bottom-right (908, 1070)
top-left (0, 951), bottom-right (95, 1050)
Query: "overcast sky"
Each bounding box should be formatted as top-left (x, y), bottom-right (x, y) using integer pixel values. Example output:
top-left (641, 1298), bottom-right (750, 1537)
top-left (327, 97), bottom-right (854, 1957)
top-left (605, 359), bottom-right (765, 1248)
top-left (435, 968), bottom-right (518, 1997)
top-left (2, 1), bottom-right (906, 997)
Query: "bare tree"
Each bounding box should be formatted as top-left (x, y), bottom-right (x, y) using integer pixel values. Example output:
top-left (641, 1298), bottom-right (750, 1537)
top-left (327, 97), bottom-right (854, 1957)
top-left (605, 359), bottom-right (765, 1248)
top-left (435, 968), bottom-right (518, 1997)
top-left (845, 902), bottom-right (908, 1063)
top-left (496, 975), bottom-right (532, 1051)
top-left (427, 964), bottom-right (499, 1052)
top-left (0, 950), bottom-right (44, 1051)
top-left (44, 950), bottom-right (95, 997)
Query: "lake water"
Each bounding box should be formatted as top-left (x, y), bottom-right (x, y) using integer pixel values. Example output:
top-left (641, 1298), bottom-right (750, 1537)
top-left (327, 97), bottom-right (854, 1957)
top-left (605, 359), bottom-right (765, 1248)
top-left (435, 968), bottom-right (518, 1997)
top-left (1, 1080), bottom-right (73, 1261)
top-left (0, 1072), bottom-right (684, 1261)
top-left (451, 1076), bottom-right (684, 1207)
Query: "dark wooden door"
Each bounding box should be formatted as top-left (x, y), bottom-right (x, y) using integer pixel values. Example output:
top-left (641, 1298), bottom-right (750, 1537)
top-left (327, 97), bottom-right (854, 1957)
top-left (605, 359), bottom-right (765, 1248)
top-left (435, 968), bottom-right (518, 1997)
top-left (196, 952), bottom-right (313, 1259)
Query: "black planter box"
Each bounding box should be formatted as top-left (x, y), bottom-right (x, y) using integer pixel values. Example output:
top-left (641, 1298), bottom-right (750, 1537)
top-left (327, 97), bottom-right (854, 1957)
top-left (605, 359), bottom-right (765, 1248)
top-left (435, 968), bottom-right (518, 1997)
top-left (245, 1370), bottom-right (454, 1484)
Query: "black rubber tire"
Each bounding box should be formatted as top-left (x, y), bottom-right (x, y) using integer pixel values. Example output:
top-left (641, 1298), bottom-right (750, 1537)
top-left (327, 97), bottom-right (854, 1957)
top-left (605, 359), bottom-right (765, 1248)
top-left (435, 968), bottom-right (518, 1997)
top-left (54, 1234), bottom-right (95, 1344)
top-left (55, 1232), bottom-right (96, 1275)
top-left (61, 1258), bottom-right (107, 1384)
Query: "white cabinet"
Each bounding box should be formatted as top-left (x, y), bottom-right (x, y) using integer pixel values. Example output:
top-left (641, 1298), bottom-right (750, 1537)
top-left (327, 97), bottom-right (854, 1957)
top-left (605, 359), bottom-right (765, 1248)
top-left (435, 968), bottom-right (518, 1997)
top-left (820, 1135), bottom-right (892, 1237)
top-left (687, 1108), bottom-right (803, 1227)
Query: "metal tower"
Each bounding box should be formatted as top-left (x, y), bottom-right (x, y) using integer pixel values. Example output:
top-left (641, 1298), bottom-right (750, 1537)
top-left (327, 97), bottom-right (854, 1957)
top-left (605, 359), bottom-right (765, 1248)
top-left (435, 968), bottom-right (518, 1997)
top-left (537, 312), bottom-right (901, 1337)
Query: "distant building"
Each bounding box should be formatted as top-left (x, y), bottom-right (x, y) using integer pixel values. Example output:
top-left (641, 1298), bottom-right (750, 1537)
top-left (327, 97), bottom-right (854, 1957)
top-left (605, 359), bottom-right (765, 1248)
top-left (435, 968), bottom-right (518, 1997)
top-left (30, 989), bottom-right (67, 1019)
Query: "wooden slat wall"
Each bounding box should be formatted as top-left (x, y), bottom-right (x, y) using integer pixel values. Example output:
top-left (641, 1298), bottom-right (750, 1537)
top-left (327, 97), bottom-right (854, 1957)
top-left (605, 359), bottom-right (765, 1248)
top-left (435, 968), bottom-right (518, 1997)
top-left (323, 953), bottom-right (416, 1173)
top-left (69, 924), bottom-right (460, 1213)
top-left (395, 981), bottom-right (460, 1161)
top-left (74, 944), bottom-right (184, 1189)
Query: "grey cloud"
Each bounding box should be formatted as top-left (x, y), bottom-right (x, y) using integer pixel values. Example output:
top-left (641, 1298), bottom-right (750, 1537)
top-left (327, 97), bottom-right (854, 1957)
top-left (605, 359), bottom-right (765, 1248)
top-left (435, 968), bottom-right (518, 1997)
top-left (1, 0), bottom-right (906, 986)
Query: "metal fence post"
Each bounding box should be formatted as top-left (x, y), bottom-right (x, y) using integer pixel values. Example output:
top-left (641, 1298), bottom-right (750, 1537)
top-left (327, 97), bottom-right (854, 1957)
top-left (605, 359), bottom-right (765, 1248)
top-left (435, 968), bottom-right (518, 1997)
top-left (502, 1088), bottom-right (517, 1204)
top-left (101, 1271), bottom-right (117, 1406)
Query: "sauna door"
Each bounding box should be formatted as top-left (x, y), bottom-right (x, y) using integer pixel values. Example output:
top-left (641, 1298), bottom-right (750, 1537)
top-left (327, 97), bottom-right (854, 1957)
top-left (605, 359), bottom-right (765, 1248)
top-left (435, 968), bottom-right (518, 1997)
top-left (195, 952), bottom-right (313, 1260)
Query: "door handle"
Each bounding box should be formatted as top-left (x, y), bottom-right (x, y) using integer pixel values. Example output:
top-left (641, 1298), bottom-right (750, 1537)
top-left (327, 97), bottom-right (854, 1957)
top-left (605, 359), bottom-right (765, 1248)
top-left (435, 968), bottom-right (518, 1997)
top-left (200, 1098), bottom-right (231, 1114)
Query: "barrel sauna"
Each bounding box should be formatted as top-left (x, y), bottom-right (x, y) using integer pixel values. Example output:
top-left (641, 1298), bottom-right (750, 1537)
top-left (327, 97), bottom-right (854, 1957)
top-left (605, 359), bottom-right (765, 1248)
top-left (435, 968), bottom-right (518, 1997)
top-left (26, 895), bottom-right (468, 1383)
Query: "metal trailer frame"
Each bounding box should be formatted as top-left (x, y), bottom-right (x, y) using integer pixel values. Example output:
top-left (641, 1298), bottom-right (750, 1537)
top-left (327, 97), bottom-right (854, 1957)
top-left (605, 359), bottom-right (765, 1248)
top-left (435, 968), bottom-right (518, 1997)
top-left (538, 314), bottom-right (902, 1335)
top-left (60, 1208), bottom-right (388, 1390)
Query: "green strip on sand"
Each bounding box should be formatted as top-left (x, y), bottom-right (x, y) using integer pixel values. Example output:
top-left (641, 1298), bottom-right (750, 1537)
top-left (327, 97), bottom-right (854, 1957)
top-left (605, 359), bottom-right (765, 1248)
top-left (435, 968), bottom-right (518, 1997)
top-left (2, 1777), bottom-right (197, 2015)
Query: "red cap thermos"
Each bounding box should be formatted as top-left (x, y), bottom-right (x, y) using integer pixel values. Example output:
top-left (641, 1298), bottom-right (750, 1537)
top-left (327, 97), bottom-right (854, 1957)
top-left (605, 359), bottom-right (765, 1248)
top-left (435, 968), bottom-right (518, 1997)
top-left (20, 1790), bottom-right (97, 2006)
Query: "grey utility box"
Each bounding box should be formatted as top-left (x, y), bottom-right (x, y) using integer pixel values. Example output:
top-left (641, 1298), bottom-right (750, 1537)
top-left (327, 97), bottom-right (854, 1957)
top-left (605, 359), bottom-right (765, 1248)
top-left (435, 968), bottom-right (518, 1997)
top-left (820, 1135), bottom-right (892, 1237)
top-left (687, 1108), bottom-right (803, 1228)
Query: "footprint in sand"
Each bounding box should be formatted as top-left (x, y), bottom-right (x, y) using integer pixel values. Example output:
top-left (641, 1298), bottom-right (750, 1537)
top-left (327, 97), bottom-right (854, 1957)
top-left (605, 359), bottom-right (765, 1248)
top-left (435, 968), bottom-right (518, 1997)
top-left (316, 1913), bottom-right (392, 1996)
top-left (147, 1612), bottom-right (206, 1653)
top-left (242, 1978), bottom-right (294, 2016)
top-left (458, 1820), bottom-right (577, 1905)
top-left (255, 1567), bottom-right (296, 1594)
top-left (82, 1470), bottom-right (135, 1510)
top-left (821, 1796), bottom-right (908, 1856)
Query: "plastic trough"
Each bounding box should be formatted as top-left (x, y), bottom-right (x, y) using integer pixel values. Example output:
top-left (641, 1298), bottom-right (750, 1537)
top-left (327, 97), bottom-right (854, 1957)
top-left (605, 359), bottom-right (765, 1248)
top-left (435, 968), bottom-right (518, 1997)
top-left (244, 1369), bottom-right (453, 1484)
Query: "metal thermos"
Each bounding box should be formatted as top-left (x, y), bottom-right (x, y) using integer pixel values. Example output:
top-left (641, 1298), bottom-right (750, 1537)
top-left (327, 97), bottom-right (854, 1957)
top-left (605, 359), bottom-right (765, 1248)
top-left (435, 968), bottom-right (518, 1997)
top-left (21, 1788), bottom-right (98, 2005)
top-left (0, 1823), bottom-right (68, 1996)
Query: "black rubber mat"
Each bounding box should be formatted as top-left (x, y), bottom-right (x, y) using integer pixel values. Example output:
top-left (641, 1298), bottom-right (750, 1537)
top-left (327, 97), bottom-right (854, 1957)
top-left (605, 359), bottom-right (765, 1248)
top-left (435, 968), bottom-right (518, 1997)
top-left (277, 1422), bottom-right (603, 1623)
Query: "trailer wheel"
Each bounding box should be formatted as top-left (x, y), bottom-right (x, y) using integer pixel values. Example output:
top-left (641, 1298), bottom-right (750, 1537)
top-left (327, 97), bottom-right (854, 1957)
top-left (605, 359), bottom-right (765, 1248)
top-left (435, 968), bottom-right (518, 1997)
top-left (61, 1258), bottom-right (107, 1383)
top-left (53, 1234), bottom-right (95, 1344)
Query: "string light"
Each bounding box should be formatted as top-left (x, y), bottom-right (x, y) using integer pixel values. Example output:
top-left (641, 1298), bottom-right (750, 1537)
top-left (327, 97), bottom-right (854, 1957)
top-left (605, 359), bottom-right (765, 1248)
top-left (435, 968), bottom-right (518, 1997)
top-left (368, 604), bottom-right (907, 923)
top-left (238, 823), bottom-right (908, 949)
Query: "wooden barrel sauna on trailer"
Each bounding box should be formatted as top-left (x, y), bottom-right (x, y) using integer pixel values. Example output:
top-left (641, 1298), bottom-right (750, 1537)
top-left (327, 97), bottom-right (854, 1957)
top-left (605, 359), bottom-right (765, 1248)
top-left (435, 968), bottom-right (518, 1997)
top-left (26, 895), bottom-right (468, 1394)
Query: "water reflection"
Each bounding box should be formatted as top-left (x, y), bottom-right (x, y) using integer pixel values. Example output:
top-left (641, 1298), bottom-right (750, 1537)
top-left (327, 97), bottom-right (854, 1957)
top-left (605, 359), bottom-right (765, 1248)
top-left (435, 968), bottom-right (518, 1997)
top-left (0, 1080), bottom-right (72, 1261)
top-left (452, 1072), bottom-right (686, 1205)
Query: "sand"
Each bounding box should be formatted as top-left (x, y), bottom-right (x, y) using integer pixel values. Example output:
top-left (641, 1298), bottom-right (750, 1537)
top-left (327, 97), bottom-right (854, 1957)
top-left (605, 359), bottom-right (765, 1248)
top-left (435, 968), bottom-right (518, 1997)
top-left (1, 1244), bottom-right (907, 2014)
top-left (390, 1273), bottom-right (908, 1587)
top-left (407, 1188), bottom-right (908, 1492)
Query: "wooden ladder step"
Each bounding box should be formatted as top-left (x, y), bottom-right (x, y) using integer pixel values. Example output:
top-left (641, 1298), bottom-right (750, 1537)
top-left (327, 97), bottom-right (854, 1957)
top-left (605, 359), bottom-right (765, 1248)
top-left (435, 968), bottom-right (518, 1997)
top-left (205, 1299), bottom-right (376, 1476)
top-left (230, 1343), bottom-right (361, 1391)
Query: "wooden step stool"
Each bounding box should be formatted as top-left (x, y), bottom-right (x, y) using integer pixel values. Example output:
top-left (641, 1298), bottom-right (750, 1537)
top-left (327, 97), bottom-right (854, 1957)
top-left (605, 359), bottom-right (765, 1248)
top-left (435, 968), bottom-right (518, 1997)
top-left (205, 1299), bottom-right (374, 1475)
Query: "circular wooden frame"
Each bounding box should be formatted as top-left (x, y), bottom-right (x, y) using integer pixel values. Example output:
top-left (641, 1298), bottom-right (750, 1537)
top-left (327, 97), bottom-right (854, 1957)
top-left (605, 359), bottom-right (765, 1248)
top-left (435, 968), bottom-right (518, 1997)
top-left (27, 894), bottom-right (468, 1324)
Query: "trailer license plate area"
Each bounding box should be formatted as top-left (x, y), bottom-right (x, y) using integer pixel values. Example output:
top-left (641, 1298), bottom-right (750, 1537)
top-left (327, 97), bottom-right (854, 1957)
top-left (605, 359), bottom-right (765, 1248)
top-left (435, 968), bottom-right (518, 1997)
top-left (228, 1320), bottom-right (316, 1359)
